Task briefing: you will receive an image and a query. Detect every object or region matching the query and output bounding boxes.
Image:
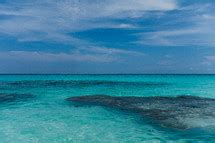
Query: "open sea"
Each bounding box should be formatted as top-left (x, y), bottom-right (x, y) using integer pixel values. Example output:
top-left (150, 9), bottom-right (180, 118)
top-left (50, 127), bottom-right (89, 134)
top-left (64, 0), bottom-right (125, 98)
top-left (0, 74), bottom-right (215, 143)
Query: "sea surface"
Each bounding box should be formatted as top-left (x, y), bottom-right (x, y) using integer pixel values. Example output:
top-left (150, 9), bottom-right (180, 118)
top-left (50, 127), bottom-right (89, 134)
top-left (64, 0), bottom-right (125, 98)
top-left (0, 74), bottom-right (215, 143)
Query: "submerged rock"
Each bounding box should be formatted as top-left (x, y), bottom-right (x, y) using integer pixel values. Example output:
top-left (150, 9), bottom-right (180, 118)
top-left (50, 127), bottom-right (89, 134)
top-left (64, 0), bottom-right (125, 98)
top-left (0, 93), bottom-right (34, 103)
top-left (66, 95), bottom-right (215, 130)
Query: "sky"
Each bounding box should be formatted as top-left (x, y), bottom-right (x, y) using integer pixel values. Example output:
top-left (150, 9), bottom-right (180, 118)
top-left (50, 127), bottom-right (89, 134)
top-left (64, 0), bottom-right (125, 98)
top-left (0, 0), bottom-right (215, 74)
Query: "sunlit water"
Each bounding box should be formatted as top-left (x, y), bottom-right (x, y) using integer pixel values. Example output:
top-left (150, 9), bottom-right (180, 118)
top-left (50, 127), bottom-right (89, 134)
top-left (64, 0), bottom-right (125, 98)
top-left (0, 74), bottom-right (215, 142)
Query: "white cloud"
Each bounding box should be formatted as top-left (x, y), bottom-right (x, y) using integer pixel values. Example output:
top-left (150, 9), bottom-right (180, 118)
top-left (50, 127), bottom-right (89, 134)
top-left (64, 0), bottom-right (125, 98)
top-left (136, 27), bottom-right (215, 46)
top-left (0, 46), bottom-right (144, 63)
top-left (80, 46), bottom-right (144, 56)
top-left (137, 27), bottom-right (215, 47)
top-left (135, 3), bottom-right (215, 47)
top-left (111, 23), bottom-right (138, 29)
top-left (0, 0), bottom-right (177, 42)
top-left (205, 56), bottom-right (215, 61)
top-left (201, 55), bottom-right (215, 70)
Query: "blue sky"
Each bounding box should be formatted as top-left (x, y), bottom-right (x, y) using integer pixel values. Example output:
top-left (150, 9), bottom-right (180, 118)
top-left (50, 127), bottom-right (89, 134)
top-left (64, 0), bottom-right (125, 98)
top-left (0, 0), bottom-right (215, 74)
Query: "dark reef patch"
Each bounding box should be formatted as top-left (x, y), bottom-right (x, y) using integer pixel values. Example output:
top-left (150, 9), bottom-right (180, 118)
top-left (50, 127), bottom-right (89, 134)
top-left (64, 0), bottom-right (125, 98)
top-left (0, 80), bottom-right (169, 88)
top-left (0, 93), bottom-right (34, 103)
top-left (66, 95), bottom-right (215, 130)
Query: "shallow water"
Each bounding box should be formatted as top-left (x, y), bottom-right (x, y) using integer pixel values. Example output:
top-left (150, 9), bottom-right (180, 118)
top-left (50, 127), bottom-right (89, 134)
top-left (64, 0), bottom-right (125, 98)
top-left (0, 74), bottom-right (215, 142)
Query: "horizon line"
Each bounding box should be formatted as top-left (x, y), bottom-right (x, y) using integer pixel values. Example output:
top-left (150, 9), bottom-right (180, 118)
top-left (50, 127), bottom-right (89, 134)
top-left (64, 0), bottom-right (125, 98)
top-left (0, 73), bottom-right (215, 75)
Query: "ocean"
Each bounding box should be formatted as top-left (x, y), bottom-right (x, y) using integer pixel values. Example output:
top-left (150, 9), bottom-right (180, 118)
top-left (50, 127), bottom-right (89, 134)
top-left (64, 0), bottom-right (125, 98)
top-left (0, 74), bottom-right (215, 142)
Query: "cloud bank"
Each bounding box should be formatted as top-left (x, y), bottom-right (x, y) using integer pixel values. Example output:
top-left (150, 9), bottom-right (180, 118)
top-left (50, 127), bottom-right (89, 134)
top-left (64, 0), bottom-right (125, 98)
top-left (0, 0), bottom-right (177, 42)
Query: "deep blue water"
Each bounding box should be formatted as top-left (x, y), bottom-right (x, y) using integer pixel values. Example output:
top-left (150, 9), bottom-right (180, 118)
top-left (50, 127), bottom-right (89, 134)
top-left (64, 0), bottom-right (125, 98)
top-left (0, 74), bottom-right (215, 142)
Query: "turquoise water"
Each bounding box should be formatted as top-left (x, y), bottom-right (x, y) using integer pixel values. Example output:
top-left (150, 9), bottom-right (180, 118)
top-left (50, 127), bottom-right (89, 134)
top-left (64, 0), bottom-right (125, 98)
top-left (0, 74), bottom-right (215, 142)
